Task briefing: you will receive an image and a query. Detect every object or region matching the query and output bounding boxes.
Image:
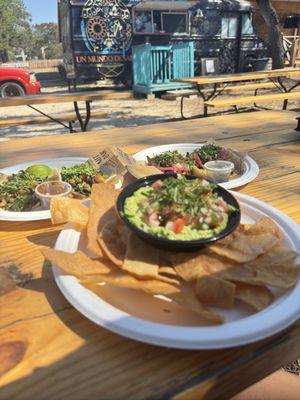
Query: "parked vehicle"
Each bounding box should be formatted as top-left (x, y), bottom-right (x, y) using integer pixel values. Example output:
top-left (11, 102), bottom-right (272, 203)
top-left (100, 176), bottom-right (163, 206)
top-left (0, 68), bottom-right (41, 97)
top-left (58, 0), bottom-right (268, 87)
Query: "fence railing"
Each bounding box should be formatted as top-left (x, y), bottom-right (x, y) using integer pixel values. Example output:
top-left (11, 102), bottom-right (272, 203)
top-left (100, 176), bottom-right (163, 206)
top-left (1, 59), bottom-right (63, 70)
top-left (283, 36), bottom-right (300, 67)
top-left (132, 42), bottom-right (194, 87)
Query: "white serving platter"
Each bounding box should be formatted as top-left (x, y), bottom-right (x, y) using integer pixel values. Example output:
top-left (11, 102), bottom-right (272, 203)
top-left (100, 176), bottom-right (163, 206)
top-left (51, 192), bottom-right (300, 349)
top-left (0, 157), bottom-right (88, 221)
top-left (132, 143), bottom-right (259, 189)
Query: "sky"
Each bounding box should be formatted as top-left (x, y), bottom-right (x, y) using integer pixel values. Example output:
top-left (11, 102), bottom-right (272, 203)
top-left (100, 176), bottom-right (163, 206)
top-left (24, 0), bottom-right (57, 24)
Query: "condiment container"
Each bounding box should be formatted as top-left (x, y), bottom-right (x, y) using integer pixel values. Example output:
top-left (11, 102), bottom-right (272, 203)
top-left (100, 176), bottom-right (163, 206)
top-left (203, 160), bottom-right (234, 183)
top-left (35, 181), bottom-right (72, 209)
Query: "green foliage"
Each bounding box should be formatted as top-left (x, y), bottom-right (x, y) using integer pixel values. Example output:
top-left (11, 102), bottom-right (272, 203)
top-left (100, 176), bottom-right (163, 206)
top-left (0, 0), bottom-right (32, 62)
top-left (0, 1), bottom-right (62, 62)
top-left (31, 23), bottom-right (62, 60)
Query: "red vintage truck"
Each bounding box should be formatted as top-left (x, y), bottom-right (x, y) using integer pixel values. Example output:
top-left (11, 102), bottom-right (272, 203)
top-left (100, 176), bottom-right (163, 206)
top-left (0, 67), bottom-right (41, 97)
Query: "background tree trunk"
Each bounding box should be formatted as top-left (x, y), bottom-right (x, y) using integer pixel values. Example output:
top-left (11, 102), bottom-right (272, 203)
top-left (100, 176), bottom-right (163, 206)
top-left (256, 0), bottom-right (285, 69)
top-left (0, 49), bottom-right (9, 63)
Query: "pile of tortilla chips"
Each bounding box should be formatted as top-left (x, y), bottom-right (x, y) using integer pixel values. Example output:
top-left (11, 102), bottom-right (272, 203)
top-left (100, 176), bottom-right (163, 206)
top-left (44, 183), bottom-right (299, 325)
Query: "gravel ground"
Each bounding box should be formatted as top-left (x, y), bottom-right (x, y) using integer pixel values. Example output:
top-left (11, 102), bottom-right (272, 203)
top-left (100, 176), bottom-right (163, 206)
top-left (0, 75), bottom-right (299, 141)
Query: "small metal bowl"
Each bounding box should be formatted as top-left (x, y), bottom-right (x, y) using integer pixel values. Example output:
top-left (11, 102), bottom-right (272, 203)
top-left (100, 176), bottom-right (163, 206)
top-left (116, 174), bottom-right (241, 251)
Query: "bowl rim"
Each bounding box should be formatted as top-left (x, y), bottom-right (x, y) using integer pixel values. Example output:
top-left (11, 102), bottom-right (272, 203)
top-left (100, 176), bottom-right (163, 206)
top-left (116, 174), bottom-right (241, 247)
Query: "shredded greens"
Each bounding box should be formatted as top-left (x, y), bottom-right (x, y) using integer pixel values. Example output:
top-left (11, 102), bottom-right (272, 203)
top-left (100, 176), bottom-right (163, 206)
top-left (0, 162), bottom-right (104, 212)
top-left (149, 175), bottom-right (218, 218)
top-left (60, 162), bottom-right (104, 196)
top-left (146, 144), bottom-right (243, 174)
top-left (0, 172), bottom-right (44, 211)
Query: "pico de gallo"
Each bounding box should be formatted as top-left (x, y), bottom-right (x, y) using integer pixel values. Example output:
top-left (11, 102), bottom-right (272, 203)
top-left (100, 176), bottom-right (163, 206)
top-left (124, 175), bottom-right (235, 240)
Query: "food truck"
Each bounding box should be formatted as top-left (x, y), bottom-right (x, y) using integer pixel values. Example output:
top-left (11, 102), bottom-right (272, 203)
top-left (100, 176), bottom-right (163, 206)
top-left (58, 0), bottom-right (268, 87)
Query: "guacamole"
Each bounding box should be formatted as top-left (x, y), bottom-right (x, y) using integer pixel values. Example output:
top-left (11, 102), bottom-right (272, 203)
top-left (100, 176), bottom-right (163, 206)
top-left (124, 175), bottom-right (231, 241)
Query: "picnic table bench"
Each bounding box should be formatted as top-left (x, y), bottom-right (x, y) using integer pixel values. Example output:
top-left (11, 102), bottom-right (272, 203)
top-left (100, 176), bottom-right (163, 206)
top-left (175, 67), bottom-right (300, 118)
top-left (0, 90), bottom-right (132, 132)
top-left (0, 110), bottom-right (300, 400)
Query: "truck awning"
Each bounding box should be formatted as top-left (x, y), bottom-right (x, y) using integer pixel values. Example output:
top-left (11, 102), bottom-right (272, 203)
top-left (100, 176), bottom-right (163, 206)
top-left (133, 1), bottom-right (198, 11)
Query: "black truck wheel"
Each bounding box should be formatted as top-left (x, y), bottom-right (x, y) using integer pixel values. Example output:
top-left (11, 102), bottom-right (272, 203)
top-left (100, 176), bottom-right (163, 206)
top-left (0, 82), bottom-right (26, 97)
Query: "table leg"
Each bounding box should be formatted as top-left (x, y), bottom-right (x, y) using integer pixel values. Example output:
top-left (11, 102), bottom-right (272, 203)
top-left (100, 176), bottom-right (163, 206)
top-left (271, 77), bottom-right (300, 110)
top-left (73, 101), bottom-right (92, 132)
top-left (27, 105), bottom-right (76, 133)
top-left (197, 83), bottom-right (229, 117)
top-left (295, 117), bottom-right (300, 132)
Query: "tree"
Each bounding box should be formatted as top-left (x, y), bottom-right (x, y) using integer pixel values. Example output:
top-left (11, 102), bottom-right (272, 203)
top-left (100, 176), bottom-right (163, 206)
top-left (0, 0), bottom-right (32, 62)
top-left (256, 0), bottom-right (284, 69)
top-left (31, 23), bottom-right (62, 60)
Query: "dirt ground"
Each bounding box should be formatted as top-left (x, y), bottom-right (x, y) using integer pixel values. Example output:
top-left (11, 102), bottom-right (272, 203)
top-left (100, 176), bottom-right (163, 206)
top-left (0, 72), bottom-right (299, 141)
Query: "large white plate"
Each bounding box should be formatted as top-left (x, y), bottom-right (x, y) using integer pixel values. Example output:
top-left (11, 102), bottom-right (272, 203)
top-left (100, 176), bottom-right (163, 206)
top-left (0, 157), bottom-right (88, 221)
top-left (132, 143), bottom-right (259, 189)
top-left (52, 192), bottom-right (300, 349)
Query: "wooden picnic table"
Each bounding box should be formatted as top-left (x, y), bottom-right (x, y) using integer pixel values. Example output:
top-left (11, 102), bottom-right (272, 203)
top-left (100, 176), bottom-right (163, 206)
top-left (0, 90), bottom-right (132, 133)
top-left (176, 68), bottom-right (300, 115)
top-left (0, 110), bottom-right (300, 400)
top-left (176, 68), bottom-right (300, 101)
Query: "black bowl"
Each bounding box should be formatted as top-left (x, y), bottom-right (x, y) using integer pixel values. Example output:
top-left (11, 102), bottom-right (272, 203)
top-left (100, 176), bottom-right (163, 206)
top-left (116, 174), bottom-right (241, 251)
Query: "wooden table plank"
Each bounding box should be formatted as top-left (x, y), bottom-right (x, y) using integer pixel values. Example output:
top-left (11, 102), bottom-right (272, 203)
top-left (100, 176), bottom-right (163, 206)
top-left (175, 68), bottom-right (300, 85)
top-left (0, 90), bottom-right (132, 108)
top-left (204, 91), bottom-right (300, 108)
top-left (0, 110), bottom-right (299, 400)
top-left (0, 110), bottom-right (298, 168)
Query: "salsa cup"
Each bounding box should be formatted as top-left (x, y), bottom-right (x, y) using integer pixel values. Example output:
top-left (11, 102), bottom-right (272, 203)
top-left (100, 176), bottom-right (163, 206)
top-left (117, 174), bottom-right (241, 251)
top-left (35, 181), bottom-right (72, 209)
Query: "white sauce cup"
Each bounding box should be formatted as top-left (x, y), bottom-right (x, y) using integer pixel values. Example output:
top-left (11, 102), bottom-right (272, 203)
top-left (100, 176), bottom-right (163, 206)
top-left (203, 160), bottom-right (234, 183)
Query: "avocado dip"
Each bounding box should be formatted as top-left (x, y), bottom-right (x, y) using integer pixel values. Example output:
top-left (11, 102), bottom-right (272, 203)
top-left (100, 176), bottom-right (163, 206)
top-left (124, 175), bottom-right (233, 241)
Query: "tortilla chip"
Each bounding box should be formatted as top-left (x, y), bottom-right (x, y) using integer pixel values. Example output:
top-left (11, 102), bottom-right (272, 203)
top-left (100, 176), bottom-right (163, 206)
top-left (158, 266), bottom-right (178, 276)
top-left (127, 163), bottom-right (163, 179)
top-left (235, 283), bottom-right (274, 311)
top-left (195, 276), bottom-right (236, 308)
top-left (122, 234), bottom-right (178, 284)
top-left (170, 248), bottom-right (299, 289)
top-left (83, 277), bottom-right (223, 324)
top-left (50, 197), bottom-right (88, 230)
top-left (43, 248), bottom-right (113, 277)
top-left (210, 217), bottom-right (282, 263)
top-left (169, 292), bottom-right (224, 324)
top-left (97, 220), bottom-right (126, 267)
top-left (82, 272), bottom-right (178, 295)
top-left (170, 251), bottom-right (237, 282)
top-left (87, 183), bottom-right (118, 257)
top-left (245, 216), bottom-right (282, 239)
top-left (122, 233), bottom-right (159, 277)
top-left (248, 244), bottom-right (298, 268)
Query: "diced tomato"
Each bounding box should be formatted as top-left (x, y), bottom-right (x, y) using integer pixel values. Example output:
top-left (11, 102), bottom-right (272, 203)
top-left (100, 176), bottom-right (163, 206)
top-left (172, 218), bottom-right (186, 233)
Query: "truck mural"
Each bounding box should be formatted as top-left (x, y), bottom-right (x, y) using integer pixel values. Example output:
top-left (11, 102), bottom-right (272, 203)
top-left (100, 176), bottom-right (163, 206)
top-left (58, 0), bottom-right (268, 86)
top-left (58, 0), bottom-right (135, 81)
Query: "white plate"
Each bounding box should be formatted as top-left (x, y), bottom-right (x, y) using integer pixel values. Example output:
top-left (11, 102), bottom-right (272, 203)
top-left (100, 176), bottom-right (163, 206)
top-left (51, 192), bottom-right (300, 349)
top-left (0, 157), bottom-right (88, 221)
top-left (132, 143), bottom-right (259, 189)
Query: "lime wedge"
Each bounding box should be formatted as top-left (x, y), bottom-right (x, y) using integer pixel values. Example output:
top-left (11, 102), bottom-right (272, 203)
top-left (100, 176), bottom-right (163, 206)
top-left (26, 164), bottom-right (52, 179)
